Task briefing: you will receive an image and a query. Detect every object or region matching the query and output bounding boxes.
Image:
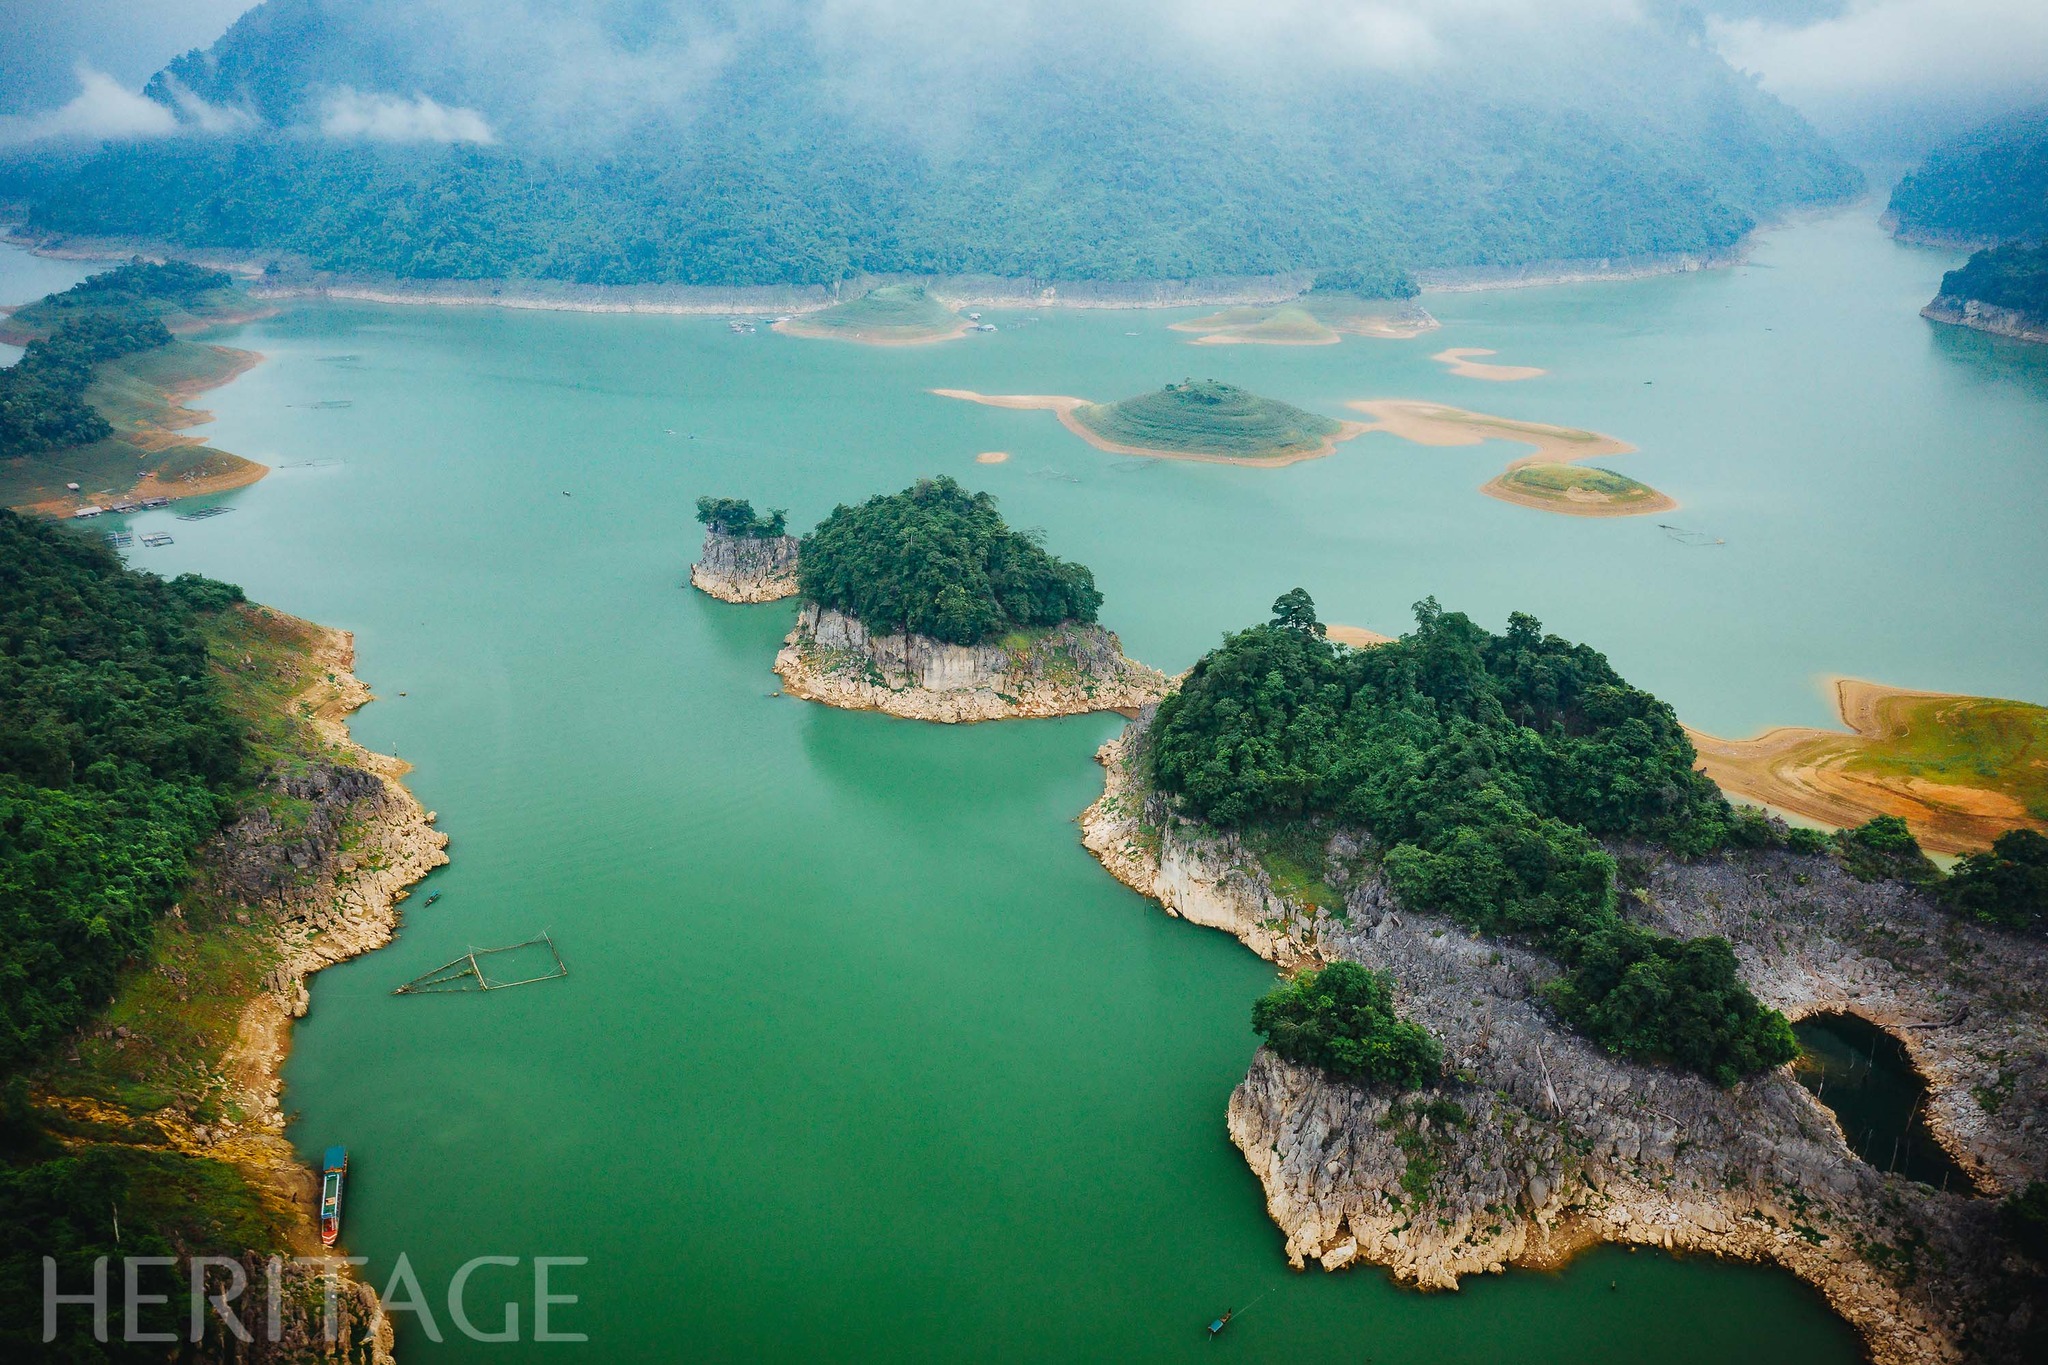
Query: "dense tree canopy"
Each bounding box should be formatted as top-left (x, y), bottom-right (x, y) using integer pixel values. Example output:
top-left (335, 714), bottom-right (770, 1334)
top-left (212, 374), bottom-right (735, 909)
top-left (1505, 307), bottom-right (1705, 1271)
top-left (1937, 244), bottom-right (2048, 319)
top-left (1252, 961), bottom-right (1442, 1089)
top-left (1152, 591), bottom-right (1796, 1085)
top-left (0, 259), bottom-right (237, 462)
top-left (0, 312), bottom-right (172, 460)
top-left (0, 512), bottom-right (245, 1071)
top-left (798, 477), bottom-right (1102, 646)
top-left (18, 1), bottom-right (1856, 287)
top-left (1888, 109), bottom-right (2048, 245)
top-left (1941, 829), bottom-right (2048, 935)
top-left (695, 496), bottom-right (788, 540)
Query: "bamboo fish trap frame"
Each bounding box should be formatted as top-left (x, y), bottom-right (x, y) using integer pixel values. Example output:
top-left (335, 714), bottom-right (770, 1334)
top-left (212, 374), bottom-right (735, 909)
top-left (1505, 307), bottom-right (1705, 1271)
top-left (393, 933), bottom-right (569, 994)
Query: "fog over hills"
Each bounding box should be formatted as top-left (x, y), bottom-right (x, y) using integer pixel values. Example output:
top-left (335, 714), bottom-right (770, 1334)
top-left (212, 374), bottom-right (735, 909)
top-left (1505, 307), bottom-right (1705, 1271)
top-left (19, 0), bottom-right (1863, 286)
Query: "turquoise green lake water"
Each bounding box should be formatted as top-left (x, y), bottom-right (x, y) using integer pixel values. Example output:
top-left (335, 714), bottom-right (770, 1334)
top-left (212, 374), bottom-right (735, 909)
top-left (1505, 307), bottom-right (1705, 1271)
top-left (17, 202), bottom-right (2047, 1359)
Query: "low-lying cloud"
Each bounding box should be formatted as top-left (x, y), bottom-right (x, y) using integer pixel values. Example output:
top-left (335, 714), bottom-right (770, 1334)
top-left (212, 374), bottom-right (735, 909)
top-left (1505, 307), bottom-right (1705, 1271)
top-left (317, 89), bottom-right (496, 143)
top-left (1711, 0), bottom-right (2048, 141)
top-left (0, 64), bottom-right (177, 146)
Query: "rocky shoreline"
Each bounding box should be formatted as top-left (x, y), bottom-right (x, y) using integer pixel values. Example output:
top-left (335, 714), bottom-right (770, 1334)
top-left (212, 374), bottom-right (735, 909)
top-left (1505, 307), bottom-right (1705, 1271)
top-left (7, 227), bottom-right (1767, 316)
top-left (1922, 295), bottom-right (2048, 345)
top-left (1079, 715), bottom-right (2045, 1364)
top-left (690, 527), bottom-right (801, 602)
top-left (45, 618), bottom-right (449, 1363)
top-left (773, 603), bottom-right (1170, 722)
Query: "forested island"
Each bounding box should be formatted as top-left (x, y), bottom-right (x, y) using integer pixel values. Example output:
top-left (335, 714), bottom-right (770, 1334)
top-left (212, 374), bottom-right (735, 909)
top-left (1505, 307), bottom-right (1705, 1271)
top-left (1081, 591), bottom-right (2046, 1364)
top-left (0, 259), bottom-right (269, 510)
top-left (9, 0), bottom-right (1856, 290)
top-left (769, 477), bottom-right (1167, 722)
top-left (690, 496), bottom-right (801, 603)
top-left (0, 509), bottom-right (443, 1356)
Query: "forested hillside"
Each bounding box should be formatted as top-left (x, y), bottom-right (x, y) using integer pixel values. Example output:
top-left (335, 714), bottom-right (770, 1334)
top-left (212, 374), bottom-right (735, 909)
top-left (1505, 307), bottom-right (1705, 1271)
top-left (20, 0), bottom-right (1859, 287)
top-left (1936, 244), bottom-right (2048, 320)
top-left (1888, 109), bottom-right (2048, 246)
top-left (0, 512), bottom-right (245, 1070)
top-left (1150, 592), bottom-right (1799, 1086)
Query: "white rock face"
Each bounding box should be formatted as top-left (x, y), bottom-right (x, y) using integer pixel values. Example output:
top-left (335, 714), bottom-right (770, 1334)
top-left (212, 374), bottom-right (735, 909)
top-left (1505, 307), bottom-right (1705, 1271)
top-left (773, 603), bottom-right (1170, 722)
top-left (691, 529), bottom-right (801, 602)
top-left (1077, 715), bottom-right (2047, 1365)
top-left (1922, 295), bottom-right (2048, 344)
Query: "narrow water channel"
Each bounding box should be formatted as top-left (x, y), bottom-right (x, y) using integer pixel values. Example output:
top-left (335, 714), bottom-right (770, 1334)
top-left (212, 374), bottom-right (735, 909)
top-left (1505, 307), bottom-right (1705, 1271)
top-left (1794, 1013), bottom-right (1976, 1194)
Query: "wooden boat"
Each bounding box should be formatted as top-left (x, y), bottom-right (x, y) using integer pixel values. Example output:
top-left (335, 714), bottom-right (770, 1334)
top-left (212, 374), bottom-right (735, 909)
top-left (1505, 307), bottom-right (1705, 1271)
top-left (319, 1146), bottom-right (348, 1247)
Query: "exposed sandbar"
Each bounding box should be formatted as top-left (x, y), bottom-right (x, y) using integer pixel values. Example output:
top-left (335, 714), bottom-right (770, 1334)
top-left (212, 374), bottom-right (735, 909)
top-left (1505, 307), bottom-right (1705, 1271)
top-left (1687, 678), bottom-right (2048, 854)
top-left (1348, 399), bottom-right (1674, 517)
top-left (771, 315), bottom-right (971, 346)
top-left (1432, 347), bottom-right (1545, 381)
top-left (1327, 625), bottom-right (1394, 648)
top-left (932, 389), bottom-right (1373, 467)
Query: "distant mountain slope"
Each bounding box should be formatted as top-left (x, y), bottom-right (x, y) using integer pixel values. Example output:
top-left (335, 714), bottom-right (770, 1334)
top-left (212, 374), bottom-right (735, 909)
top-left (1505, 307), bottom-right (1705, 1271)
top-left (24, 0), bottom-right (1859, 287)
top-left (1888, 109), bottom-right (2048, 247)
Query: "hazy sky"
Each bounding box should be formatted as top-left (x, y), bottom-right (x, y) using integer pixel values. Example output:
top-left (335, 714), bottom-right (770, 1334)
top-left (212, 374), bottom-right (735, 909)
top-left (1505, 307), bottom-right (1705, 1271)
top-left (2, 0), bottom-right (2045, 149)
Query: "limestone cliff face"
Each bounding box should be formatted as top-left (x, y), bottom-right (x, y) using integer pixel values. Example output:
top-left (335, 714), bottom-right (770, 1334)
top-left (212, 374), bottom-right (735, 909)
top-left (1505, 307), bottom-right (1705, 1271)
top-left (773, 603), bottom-right (1170, 722)
top-left (691, 528), bottom-right (802, 602)
top-left (1080, 717), bottom-right (2046, 1365)
top-left (1922, 295), bottom-right (2048, 344)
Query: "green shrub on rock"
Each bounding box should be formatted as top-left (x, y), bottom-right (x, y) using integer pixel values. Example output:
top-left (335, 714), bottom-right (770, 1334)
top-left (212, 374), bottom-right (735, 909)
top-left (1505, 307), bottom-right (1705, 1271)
top-left (1252, 962), bottom-right (1442, 1089)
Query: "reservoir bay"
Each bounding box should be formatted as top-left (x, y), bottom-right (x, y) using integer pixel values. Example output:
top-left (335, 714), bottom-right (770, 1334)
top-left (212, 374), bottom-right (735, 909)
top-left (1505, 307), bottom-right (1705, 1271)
top-left (62, 202), bottom-right (2047, 1359)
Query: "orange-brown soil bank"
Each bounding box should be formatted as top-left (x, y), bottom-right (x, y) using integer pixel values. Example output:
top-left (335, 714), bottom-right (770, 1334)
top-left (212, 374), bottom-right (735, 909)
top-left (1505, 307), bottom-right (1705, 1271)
top-left (1688, 679), bottom-right (2048, 854)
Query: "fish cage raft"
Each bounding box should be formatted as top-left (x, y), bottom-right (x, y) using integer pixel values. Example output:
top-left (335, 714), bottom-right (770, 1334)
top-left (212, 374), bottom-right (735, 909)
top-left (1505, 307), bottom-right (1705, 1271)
top-left (394, 933), bottom-right (569, 994)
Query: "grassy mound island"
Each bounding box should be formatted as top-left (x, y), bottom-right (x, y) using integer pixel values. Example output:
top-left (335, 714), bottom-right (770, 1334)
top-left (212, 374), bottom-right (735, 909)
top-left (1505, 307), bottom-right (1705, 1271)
top-left (1072, 381), bottom-right (1359, 462)
top-left (690, 495), bottom-right (800, 603)
top-left (772, 477), bottom-right (1167, 722)
top-left (773, 284), bottom-right (968, 345)
top-left (933, 382), bottom-right (1369, 467)
top-left (1079, 592), bottom-right (2048, 1357)
top-left (1488, 462), bottom-right (1672, 515)
top-left (1349, 400), bottom-right (1675, 517)
top-left (1, 260), bottom-right (270, 511)
top-left (0, 510), bottom-right (443, 1353)
top-left (1689, 679), bottom-right (2048, 855)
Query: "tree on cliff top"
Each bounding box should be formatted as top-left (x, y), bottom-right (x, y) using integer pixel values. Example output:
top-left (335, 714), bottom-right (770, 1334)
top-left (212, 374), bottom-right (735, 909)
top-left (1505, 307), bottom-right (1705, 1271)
top-left (797, 477), bottom-right (1102, 646)
top-left (695, 496), bottom-right (788, 539)
top-left (1252, 961), bottom-right (1441, 1089)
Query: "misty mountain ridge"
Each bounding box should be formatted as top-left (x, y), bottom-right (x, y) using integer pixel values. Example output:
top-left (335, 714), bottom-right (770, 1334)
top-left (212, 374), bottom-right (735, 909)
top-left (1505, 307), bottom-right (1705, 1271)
top-left (25, 0), bottom-right (1861, 287)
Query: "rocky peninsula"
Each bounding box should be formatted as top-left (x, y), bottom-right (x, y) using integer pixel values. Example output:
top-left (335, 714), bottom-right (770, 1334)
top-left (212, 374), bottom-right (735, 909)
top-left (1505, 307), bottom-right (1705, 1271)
top-left (1920, 245), bottom-right (2048, 345)
top-left (1083, 713), bottom-right (2043, 1365)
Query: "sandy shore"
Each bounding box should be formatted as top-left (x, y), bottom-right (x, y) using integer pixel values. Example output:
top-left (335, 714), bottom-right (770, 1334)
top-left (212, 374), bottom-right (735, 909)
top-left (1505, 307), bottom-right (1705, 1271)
top-left (1687, 678), bottom-right (2048, 854)
top-left (128, 453), bottom-right (272, 503)
top-left (931, 389), bottom-right (1374, 467)
top-left (974, 451), bottom-right (1010, 463)
top-left (1432, 347), bottom-right (1545, 381)
top-left (1326, 624), bottom-right (1394, 648)
top-left (1348, 400), bottom-right (1674, 517)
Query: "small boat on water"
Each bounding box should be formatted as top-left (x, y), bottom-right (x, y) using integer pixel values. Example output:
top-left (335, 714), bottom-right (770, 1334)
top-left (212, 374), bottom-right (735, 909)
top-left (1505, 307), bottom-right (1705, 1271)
top-left (423, 892), bottom-right (441, 906)
top-left (319, 1146), bottom-right (348, 1247)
